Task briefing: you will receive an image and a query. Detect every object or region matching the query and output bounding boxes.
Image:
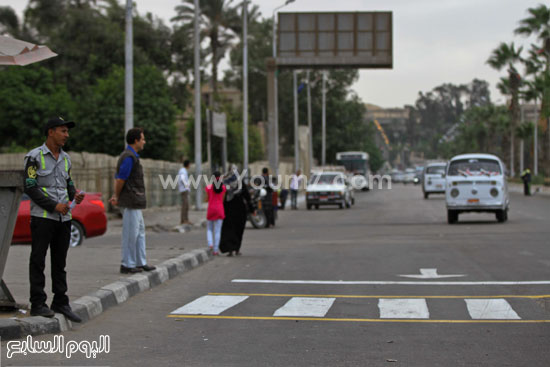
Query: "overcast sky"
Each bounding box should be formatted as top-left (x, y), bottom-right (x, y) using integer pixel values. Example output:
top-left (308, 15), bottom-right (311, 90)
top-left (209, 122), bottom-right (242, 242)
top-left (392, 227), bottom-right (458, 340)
top-left (3, 0), bottom-right (544, 108)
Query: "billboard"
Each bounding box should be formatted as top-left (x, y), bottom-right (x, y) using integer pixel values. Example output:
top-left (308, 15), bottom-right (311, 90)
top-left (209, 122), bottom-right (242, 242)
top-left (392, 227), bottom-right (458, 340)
top-left (277, 12), bottom-right (393, 69)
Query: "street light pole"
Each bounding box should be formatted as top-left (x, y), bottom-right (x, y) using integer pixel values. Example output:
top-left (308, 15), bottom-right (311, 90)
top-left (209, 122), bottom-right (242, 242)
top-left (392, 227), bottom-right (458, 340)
top-left (272, 0), bottom-right (295, 174)
top-left (193, 0), bottom-right (202, 209)
top-left (243, 0), bottom-right (249, 173)
top-left (124, 0), bottom-right (133, 143)
top-left (293, 70), bottom-right (299, 170)
top-left (321, 71), bottom-right (327, 166)
top-left (306, 70), bottom-right (313, 170)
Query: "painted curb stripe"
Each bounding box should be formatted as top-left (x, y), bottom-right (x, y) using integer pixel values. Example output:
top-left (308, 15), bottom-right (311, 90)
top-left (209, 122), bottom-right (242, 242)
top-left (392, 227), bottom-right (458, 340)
top-left (166, 315), bottom-right (550, 324)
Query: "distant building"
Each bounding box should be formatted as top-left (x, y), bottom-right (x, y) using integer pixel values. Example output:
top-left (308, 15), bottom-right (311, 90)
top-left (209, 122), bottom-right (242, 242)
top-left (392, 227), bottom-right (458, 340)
top-left (365, 103), bottom-right (410, 130)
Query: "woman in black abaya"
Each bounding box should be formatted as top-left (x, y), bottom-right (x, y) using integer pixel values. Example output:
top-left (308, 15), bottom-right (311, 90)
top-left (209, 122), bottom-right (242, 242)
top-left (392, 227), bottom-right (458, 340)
top-left (219, 172), bottom-right (254, 256)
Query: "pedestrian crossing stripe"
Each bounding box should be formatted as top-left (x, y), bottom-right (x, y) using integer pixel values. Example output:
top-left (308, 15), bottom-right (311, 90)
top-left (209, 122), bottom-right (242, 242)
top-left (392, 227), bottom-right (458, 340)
top-left (167, 294), bottom-right (550, 323)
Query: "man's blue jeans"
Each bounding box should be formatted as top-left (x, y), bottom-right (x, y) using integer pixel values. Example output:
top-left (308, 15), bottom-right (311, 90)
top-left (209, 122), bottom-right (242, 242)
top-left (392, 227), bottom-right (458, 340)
top-left (121, 208), bottom-right (147, 268)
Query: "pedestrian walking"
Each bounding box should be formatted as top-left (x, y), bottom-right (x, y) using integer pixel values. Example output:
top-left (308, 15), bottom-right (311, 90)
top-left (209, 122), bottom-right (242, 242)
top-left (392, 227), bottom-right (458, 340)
top-left (261, 167), bottom-right (275, 227)
top-left (220, 168), bottom-right (254, 256)
top-left (23, 116), bottom-right (85, 322)
top-left (178, 159), bottom-right (192, 225)
top-left (109, 128), bottom-right (156, 274)
top-left (289, 169), bottom-right (303, 209)
top-left (205, 171), bottom-right (226, 255)
top-left (521, 168), bottom-right (532, 196)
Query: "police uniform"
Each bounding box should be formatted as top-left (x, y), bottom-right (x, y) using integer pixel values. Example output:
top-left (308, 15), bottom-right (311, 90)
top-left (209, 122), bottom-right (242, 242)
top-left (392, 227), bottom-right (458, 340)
top-left (23, 121), bottom-right (77, 315)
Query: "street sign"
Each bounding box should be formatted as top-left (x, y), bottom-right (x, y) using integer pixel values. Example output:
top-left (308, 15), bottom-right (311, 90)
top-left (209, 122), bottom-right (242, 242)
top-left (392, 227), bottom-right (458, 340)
top-left (277, 12), bottom-right (393, 69)
top-left (212, 112), bottom-right (227, 138)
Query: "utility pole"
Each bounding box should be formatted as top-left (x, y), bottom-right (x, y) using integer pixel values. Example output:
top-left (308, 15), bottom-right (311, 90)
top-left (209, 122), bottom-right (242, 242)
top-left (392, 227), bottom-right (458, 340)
top-left (321, 71), bottom-right (327, 166)
top-left (534, 98), bottom-right (539, 176)
top-left (306, 70), bottom-right (313, 170)
top-left (124, 0), bottom-right (133, 143)
top-left (193, 0), bottom-right (202, 209)
top-left (243, 0), bottom-right (249, 173)
top-left (293, 70), bottom-right (299, 170)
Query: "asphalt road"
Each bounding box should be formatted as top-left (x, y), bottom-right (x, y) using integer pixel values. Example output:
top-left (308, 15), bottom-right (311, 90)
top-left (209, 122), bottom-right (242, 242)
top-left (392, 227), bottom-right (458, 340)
top-left (3, 184), bottom-right (550, 366)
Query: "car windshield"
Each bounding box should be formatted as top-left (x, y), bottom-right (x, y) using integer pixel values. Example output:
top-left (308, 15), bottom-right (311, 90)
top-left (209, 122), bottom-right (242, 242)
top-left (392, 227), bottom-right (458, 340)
top-left (426, 165), bottom-right (446, 174)
top-left (448, 159), bottom-right (501, 176)
top-left (310, 174), bottom-right (343, 185)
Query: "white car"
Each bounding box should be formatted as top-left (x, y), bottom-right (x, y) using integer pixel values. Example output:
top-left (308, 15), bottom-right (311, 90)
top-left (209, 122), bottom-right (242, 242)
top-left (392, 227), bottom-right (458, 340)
top-left (422, 162), bottom-right (447, 199)
top-left (445, 154), bottom-right (509, 224)
top-left (403, 168), bottom-right (416, 184)
top-left (306, 172), bottom-right (353, 210)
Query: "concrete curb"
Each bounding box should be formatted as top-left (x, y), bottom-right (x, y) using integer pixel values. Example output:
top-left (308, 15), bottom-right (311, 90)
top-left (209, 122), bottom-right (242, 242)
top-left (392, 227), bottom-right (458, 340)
top-left (0, 248), bottom-right (212, 340)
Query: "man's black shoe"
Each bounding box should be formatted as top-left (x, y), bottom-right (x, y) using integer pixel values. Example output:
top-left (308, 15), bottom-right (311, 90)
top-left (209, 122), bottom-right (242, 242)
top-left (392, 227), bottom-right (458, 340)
top-left (120, 265), bottom-right (143, 274)
top-left (30, 305), bottom-right (55, 318)
top-left (51, 304), bottom-right (82, 323)
top-left (138, 264), bottom-right (156, 271)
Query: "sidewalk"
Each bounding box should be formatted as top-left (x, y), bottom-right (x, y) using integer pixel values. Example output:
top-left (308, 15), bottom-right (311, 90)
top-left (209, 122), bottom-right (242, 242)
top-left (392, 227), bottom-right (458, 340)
top-left (508, 183), bottom-right (550, 197)
top-left (0, 207), bottom-right (212, 340)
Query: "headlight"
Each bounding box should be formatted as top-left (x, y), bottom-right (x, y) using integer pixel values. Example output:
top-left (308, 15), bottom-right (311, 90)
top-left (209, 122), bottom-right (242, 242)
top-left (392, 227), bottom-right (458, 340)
top-left (450, 188), bottom-right (459, 198)
top-left (490, 188), bottom-right (499, 197)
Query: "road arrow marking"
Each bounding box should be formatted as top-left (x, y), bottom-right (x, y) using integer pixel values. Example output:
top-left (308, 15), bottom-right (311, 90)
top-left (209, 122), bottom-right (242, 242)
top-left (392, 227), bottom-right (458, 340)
top-left (398, 268), bottom-right (466, 279)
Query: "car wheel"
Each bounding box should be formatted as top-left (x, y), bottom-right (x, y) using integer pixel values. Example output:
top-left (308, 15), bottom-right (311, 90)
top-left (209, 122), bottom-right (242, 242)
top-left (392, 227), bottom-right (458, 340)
top-left (70, 221), bottom-right (84, 247)
top-left (496, 209), bottom-right (508, 223)
top-left (447, 210), bottom-right (458, 224)
top-left (307, 204), bottom-right (312, 210)
top-left (424, 192), bottom-right (429, 199)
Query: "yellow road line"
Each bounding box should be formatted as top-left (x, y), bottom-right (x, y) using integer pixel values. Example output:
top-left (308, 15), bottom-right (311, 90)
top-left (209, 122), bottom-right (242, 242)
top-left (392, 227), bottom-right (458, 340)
top-left (167, 315), bottom-right (550, 324)
top-left (208, 292), bottom-right (550, 299)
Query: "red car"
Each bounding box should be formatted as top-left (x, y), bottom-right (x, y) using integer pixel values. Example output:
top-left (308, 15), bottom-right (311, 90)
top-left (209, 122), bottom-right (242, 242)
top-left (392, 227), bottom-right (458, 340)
top-left (12, 193), bottom-right (108, 247)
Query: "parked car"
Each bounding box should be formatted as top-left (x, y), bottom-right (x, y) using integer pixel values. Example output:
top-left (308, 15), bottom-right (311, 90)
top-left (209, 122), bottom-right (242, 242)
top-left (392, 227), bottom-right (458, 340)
top-left (445, 154), bottom-right (509, 224)
top-left (12, 193), bottom-right (108, 247)
top-left (391, 169), bottom-right (404, 183)
top-left (306, 172), bottom-right (353, 209)
top-left (422, 162), bottom-right (447, 198)
top-left (403, 168), bottom-right (416, 184)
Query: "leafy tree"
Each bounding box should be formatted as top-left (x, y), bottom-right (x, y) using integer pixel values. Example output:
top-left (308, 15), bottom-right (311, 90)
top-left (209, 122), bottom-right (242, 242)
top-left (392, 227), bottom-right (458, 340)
top-left (72, 65), bottom-right (178, 160)
top-left (515, 4), bottom-right (550, 174)
top-left (487, 42), bottom-right (523, 175)
top-left (172, 0), bottom-right (241, 101)
top-left (0, 65), bottom-right (75, 152)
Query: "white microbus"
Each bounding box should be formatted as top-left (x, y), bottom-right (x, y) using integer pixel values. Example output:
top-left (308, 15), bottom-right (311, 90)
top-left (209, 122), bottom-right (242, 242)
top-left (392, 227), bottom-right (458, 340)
top-left (445, 154), bottom-right (509, 224)
top-left (336, 151), bottom-right (370, 191)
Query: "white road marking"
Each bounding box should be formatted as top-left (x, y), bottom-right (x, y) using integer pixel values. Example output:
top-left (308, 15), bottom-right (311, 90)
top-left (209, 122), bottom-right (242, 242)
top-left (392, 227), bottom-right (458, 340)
top-left (465, 299), bottom-right (521, 320)
top-left (232, 279), bottom-right (550, 286)
top-left (399, 268), bottom-right (466, 279)
top-left (170, 295), bottom-right (249, 315)
top-left (378, 298), bottom-right (430, 319)
top-left (273, 297), bottom-right (335, 317)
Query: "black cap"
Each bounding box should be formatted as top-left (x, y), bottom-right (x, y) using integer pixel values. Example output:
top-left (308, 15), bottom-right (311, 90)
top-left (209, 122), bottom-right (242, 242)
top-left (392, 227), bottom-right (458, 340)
top-left (44, 117), bottom-right (76, 136)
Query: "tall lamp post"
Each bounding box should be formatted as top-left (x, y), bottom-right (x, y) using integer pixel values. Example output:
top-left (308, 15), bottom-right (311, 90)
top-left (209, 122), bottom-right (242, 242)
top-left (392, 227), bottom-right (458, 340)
top-left (243, 0), bottom-right (249, 173)
top-left (124, 0), bottom-right (133, 142)
top-left (193, 0), bottom-right (202, 209)
top-left (272, 0), bottom-right (295, 174)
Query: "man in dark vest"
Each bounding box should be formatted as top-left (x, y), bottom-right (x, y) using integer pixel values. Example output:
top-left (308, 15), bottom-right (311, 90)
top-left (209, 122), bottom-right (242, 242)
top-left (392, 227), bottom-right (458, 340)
top-left (109, 128), bottom-right (156, 274)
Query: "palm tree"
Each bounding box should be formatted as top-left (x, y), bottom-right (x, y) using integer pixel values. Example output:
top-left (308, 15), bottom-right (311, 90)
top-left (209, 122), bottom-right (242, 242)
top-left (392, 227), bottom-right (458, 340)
top-left (515, 4), bottom-right (550, 175)
top-left (487, 42), bottom-right (523, 176)
top-left (172, 0), bottom-right (241, 102)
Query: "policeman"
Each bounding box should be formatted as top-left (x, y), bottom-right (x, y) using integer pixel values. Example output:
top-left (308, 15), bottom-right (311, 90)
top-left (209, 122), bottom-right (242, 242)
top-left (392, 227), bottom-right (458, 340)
top-left (520, 168), bottom-right (532, 196)
top-left (23, 117), bottom-right (85, 322)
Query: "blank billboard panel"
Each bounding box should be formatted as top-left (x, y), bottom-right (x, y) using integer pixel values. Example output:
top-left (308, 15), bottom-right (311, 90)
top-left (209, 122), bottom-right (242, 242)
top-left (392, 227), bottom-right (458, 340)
top-left (277, 12), bottom-right (393, 69)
